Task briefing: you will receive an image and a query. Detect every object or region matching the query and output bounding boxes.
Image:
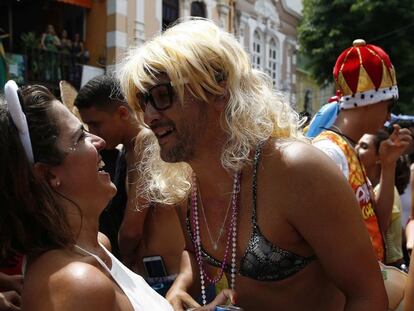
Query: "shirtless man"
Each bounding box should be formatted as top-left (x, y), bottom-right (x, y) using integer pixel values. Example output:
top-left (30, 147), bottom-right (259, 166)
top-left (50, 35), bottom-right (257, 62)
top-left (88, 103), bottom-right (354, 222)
top-left (74, 75), bottom-right (184, 293)
top-left (118, 19), bottom-right (387, 310)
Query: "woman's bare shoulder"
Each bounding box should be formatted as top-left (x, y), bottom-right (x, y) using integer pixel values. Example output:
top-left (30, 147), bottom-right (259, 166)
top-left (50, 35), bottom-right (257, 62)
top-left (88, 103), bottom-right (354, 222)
top-left (23, 250), bottom-right (116, 310)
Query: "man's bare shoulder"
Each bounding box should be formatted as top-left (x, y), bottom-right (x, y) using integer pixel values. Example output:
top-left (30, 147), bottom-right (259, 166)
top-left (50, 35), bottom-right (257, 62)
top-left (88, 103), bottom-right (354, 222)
top-left (24, 251), bottom-right (116, 310)
top-left (265, 138), bottom-right (334, 171)
top-left (262, 139), bottom-right (349, 195)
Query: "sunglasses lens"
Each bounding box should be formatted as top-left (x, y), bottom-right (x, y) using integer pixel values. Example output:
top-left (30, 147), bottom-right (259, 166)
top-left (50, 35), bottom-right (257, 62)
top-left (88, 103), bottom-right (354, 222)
top-left (151, 84), bottom-right (172, 110)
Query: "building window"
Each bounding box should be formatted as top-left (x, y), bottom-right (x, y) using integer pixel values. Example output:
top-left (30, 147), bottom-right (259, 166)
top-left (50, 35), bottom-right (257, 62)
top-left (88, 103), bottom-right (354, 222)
top-left (252, 30), bottom-right (263, 70)
top-left (162, 0), bottom-right (179, 30)
top-left (191, 1), bottom-right (206, 17)
top-left (268, 38), bottom-right (278, 87)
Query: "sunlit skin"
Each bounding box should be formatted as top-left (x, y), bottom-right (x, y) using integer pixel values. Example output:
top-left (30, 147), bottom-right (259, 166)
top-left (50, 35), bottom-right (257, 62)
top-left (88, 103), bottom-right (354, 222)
top-left (20, 102), bottom-right (143, 311)
top-left (142, 75), bottom-right (387, 311)
top-left (77, 96), bottom-right (185, 280)
top-left (356, 134), bottom-right (379, 182)
top-left (142, 76), bottom-right (212, 164)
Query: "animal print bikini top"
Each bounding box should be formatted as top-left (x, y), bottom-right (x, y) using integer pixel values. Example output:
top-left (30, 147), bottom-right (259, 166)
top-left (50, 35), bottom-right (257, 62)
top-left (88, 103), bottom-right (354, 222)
top-left (186, 145), bottom-right (316, 281)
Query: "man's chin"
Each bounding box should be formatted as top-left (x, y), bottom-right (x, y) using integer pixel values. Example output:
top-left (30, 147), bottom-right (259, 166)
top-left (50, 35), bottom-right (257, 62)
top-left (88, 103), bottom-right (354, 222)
top-left (160, 148), bottom-right (191, 163)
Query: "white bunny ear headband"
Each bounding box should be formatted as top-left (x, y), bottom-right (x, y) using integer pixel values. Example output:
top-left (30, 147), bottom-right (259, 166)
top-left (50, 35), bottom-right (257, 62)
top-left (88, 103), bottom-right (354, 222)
top-left (4, 80), bottom-right (34, 164)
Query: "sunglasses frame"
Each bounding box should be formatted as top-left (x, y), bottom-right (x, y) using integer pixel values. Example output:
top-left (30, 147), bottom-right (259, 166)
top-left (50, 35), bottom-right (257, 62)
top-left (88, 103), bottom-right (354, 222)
top-left (137, 82), bottom-right (174, 112)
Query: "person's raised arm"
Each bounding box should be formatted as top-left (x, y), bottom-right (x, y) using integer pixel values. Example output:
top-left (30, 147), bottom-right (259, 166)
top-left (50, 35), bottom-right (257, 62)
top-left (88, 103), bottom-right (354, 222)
top-left (375, 125), bottom-right (411, 233)
top-left (286, 143), bottom-right (387, 311)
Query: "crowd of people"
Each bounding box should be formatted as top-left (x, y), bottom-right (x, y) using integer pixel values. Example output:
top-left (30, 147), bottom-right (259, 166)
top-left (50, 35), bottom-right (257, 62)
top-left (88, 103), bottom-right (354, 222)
top-left (38, 24), bottom-right (88, 83)
top-left (1, 17), bottom-right (414, 310)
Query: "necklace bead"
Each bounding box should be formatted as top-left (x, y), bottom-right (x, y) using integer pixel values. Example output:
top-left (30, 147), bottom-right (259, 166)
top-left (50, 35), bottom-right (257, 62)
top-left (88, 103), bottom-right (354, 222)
top-left (190, 171), bottom-right (241, 305)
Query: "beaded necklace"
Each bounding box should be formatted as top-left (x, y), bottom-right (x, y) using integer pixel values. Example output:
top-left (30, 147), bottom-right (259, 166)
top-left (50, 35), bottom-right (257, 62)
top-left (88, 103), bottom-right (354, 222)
top-left (190, 171), bottom-right (241, 305)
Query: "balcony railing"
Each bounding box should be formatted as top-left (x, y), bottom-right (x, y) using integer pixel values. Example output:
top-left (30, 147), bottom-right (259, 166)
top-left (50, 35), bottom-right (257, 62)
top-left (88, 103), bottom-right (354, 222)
top-left (24, 48), bottom-right (87, 89)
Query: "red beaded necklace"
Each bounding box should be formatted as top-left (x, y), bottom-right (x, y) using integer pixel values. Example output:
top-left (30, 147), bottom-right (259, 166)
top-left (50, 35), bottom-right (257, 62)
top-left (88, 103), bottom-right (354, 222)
top-left (190, 171), bottom-right (241, 305)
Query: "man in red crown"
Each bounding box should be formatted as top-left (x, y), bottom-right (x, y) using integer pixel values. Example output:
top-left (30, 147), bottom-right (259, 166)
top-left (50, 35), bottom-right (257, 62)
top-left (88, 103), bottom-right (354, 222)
top-left (314, 39), bottom-right (412, 262)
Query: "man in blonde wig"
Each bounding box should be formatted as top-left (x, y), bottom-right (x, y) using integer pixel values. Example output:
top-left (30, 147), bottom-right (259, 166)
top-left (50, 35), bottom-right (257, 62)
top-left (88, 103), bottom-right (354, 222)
top-left (119, 19), bottom-right (387, 310)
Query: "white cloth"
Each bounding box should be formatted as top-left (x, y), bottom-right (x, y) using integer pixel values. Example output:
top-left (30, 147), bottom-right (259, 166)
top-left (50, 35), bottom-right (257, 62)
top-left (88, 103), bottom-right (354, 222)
top-left (74, 244), bottom-right (174, 311)
top-left (400, 182), bottom-right (412, 228)
top-left (313, 139), bottom-right (349, 179)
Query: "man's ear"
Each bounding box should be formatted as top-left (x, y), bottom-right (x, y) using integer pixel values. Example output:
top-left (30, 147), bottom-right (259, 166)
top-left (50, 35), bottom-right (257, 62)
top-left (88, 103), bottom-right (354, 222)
top-left (33, 162), bottom-right (61, 189)
top-left (117, 105), bottom-right (130, 120)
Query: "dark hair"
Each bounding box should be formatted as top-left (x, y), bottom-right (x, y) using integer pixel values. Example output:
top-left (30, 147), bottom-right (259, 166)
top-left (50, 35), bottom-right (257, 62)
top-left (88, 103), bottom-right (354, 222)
top-left (390, 119), bottom-right (414, 130)
top-left (395, 155), bottom-right (410, 195)
top-left (372, 128), bottom-right (410, 195)
top-left (372, 129), bottom-right (390, 154)
top-left (74, 75), bottom-right (126, 111)
top-left (0, 85), bottom-right (73, 258)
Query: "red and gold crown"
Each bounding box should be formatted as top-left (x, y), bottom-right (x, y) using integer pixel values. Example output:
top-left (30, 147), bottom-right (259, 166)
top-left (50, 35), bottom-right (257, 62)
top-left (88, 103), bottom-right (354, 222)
top-left (333, 39), bottom-right (398, 110)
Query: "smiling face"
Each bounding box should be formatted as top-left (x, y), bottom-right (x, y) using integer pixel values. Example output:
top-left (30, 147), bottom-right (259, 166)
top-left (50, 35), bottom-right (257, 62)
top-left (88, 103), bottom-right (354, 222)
top-left (49, 102), bottom-right (117, 212)
top-left (141, 76), bottom-right (214, 163)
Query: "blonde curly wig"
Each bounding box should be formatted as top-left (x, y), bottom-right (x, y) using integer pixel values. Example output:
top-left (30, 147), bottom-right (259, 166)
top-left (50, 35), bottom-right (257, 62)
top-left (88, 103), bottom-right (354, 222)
top-left (118, 18), bottom-right (301, 205)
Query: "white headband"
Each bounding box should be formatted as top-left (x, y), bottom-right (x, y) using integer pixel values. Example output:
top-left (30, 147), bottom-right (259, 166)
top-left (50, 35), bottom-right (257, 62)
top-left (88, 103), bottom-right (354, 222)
top-left (4, 80), bottom-right (35, 163)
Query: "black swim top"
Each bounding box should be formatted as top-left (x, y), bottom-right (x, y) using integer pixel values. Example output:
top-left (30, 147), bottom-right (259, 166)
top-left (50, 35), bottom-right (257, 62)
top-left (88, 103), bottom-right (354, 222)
top-left (186, 145), bottom-right (316, 281)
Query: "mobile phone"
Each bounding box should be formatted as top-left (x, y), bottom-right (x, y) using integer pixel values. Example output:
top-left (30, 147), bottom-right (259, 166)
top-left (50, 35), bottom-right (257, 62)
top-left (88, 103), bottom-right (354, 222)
top-left (143, 255), bottom-right (168, 278)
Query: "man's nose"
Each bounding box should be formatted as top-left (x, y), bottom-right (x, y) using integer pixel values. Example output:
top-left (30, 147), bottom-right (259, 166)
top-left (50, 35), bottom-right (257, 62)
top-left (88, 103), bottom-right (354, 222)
top-left (143, 103), bottom-right (161, 127)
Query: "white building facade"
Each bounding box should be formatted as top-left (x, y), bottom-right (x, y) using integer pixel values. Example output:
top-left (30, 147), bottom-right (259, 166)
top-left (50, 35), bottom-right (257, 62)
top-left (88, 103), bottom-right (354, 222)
top-left (93, 0), bottom-right (300, 105)
top-left (234, 0), bottom-right (300, 106)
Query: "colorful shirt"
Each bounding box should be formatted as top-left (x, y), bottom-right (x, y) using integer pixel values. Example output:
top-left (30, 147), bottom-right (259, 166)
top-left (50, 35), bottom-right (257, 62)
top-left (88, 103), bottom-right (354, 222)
top-left (314, 131), bottom-right (385, 261)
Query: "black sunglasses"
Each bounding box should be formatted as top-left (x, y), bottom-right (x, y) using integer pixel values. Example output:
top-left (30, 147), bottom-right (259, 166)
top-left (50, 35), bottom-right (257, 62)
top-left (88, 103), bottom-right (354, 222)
top-left (137, 82), bottom-right (175, 112)
top-left (136, 73), bottom-right (225, 112)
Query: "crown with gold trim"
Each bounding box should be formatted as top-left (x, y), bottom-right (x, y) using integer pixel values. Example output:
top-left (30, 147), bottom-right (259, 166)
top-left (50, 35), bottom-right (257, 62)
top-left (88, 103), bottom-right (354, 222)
top-left (333, 39), bottom-right (398, 110)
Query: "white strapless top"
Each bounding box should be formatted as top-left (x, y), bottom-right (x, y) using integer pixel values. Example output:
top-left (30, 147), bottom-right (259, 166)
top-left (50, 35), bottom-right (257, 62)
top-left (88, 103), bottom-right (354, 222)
top-left (74, 244), bottom-right (174, 311)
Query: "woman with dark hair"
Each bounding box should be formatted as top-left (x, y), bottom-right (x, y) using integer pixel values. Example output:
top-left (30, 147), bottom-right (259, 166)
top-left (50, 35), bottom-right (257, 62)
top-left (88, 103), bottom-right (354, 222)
top-left (0, 81), bottom-right (232, 311)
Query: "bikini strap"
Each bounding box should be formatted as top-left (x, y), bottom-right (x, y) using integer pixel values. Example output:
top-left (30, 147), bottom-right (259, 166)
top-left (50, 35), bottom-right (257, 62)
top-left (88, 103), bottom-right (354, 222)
top-left (252, 144), bottom-right (263, 226)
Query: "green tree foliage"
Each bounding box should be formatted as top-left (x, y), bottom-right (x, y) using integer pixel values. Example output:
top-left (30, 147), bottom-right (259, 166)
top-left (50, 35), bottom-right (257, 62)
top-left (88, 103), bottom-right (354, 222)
top-left (298, 0), bottom-right (414, 114)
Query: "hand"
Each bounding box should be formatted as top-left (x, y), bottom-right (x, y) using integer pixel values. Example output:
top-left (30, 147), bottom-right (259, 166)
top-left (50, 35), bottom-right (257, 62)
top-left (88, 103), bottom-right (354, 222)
top-left (166, 287), bottom-right (200, 311)
top-left (0, 274), bottom-right (23, 294)
top-left (379, 125), bottom-right (412, 166)
top-left (0, 291), bottom-right (21, 311)
top-left (195, 289), bottom-right (237, 311)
